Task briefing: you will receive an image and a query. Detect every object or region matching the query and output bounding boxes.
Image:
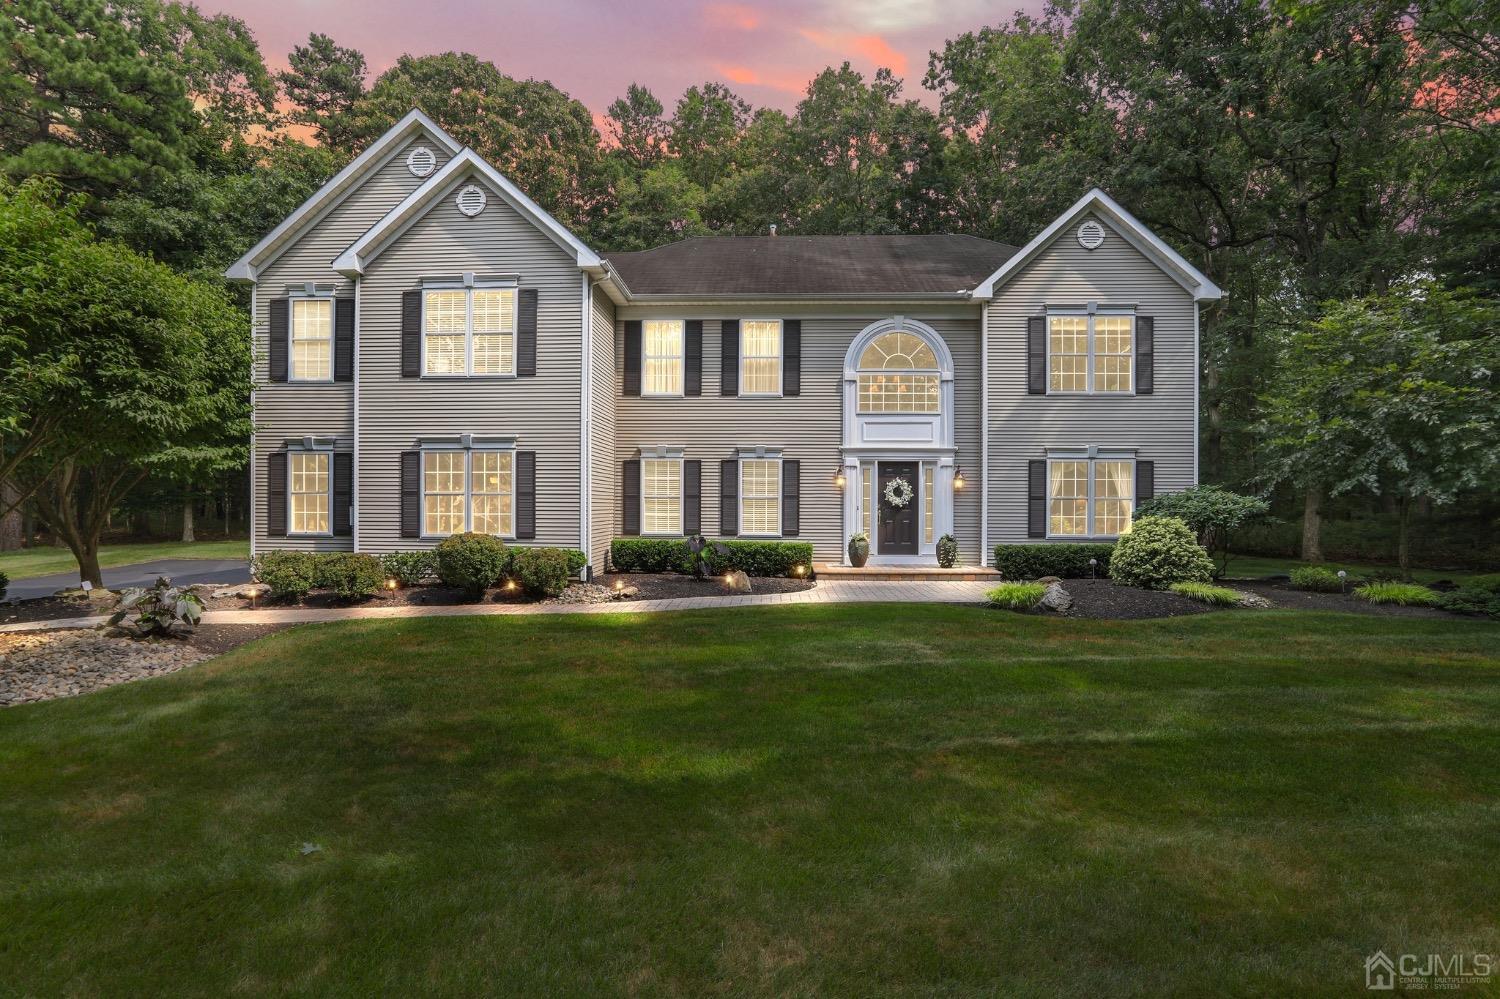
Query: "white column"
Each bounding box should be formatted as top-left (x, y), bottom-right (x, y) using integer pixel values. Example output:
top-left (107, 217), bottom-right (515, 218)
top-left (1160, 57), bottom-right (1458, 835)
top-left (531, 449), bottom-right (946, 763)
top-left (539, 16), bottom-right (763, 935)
top-left (840, 454), bottom-right (860, 565)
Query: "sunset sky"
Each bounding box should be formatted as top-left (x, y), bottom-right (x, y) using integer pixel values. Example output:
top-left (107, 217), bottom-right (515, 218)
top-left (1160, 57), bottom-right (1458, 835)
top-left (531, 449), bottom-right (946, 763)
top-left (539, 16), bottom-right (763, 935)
top-left (211, 0), bottom-right (1038, 118)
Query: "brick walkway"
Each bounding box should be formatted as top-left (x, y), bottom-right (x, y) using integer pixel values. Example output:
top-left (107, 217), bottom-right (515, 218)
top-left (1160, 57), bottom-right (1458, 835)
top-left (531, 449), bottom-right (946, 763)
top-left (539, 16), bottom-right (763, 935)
top-left (0, 580), bottom-right (996, 634)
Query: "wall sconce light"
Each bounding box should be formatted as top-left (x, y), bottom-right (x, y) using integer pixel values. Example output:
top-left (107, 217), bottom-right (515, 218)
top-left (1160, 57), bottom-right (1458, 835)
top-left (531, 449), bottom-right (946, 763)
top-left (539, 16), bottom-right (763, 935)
top-left (953, 466), bottom-right (966, 490)
top-left (834, 468), bottom-right (847, 488)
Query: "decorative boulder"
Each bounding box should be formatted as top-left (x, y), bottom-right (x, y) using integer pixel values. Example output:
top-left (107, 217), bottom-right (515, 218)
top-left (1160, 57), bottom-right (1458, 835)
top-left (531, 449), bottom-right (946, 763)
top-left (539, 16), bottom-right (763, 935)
top-left (213, 583), bottom-right (271, 599)
top-left (1035, 576), bottom-right (1063, 586)
top-left (722, 570), bottom-right (752, 593)
top-left (616, 584), bottom-right (640, 599)
top-left (1037, 583), bottom-right (1073, 613)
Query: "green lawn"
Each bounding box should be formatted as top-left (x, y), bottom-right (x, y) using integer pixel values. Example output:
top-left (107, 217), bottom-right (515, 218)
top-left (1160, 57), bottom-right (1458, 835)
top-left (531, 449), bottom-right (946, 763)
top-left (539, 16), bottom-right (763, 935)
top-left (2, 606), bottom-right (1497, 994)
top-left (0, 538), bottom-right (248, 580)
top-left (1222, 552), bottom-right (1486, 583)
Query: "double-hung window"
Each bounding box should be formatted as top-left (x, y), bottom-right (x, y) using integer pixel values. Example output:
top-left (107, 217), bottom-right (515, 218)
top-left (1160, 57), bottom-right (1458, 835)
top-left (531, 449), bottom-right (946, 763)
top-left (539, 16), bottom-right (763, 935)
top-left (740, 459), bottom-right (780, 537)
top-left (288, 452), bottom-right (331, 535)
top-left (740, 320), bottom-right (782, 395)
top-left (423, 287), bottom-right (516, 376)
top-left (290, 298), bottom-right (333, 381)
top-left (422, 450), bottom-right (514, 537)
top-left (1048, 312), bottom-right (1133, 393)
top-left (643, 320), bottom-right (684, 396)
top-left (641, 458), bottom-right (682, 535)
top-left (1047, 457), bottom-right (1134, 538)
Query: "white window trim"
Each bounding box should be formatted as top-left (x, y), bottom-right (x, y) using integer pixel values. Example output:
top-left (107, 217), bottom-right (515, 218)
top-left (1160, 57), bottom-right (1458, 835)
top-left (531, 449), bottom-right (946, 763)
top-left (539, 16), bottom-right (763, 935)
top-left (853, 328), bottom-right (944, 415)
top-left (738, 456), bottom-right (782, 539)
top-left (1045, 454), bottom-right (1136, 540)
top-left (641, 319), bottom-right (686, 398)
top-left (738, 318), bottom-right (784, 398)
top-left (286, 444), bottom-right (334, 537)
top-left (418, 443), bottom-right (517, 540)
top-left (1045, 308), bottom-right (1135, 396)
top-left (420, 280), bottom-right (519, 379)
top-left (288, 290), bottom-right (336, 384)
top-left (639, 454), bottom-right (684, 537)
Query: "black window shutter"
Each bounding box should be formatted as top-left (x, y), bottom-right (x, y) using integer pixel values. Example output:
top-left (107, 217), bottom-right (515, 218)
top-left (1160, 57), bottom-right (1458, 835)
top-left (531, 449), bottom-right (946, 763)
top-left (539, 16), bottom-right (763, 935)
top-left (1135, 460), bottom-right (1155, 504)
top-left (1135, 316), bottom-right (1154, 394)
top-left (720, 459), bottom-right (739, 535)
top-left (684, 460), bottom-right (701, 534)
top-left (720, 320), bottom-right (739, 396)
top-left (266, 451), bottom-right (287, 536)
top-left (621, 460), bottom-right (641, 535)
top-left (685, 320), bottom-right (703, 396)
top-left (1027, 459), bottom-right (1047, 538)
top-left (781, 459), bottom-right (800, 536)
top-left (268, 298), bottom-right (289, 383)
top-left (623, 321), bottom-right (642, 396)
top-left (783, 320), bottom-right (801, 396)
top-left (334, 298), bottom-right (354, 382)
top-left (517, 289), bottom-right (538, 376)
top-left (1027, 316), bottom-right (1046, 395)
top-left (516, 450), bottom-right (536, 538)
top-left (332, 452), bottom-right (352, 536)
top-left (401, 290), bottom-right (422, 378)
top-left (400, 450), bottom-right (420, 538)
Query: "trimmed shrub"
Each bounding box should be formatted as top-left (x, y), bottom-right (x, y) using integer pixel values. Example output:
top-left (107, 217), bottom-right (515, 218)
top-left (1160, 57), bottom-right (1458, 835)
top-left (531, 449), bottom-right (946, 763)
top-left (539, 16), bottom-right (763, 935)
top-left (314, 553), bottom-right (384, 600)
top-left (380, 551), bottom-right (437, 587)
top-left (936, 534), bottom-right (959, 568)
top-left (1462, 572), bottom-right (1500, 594)
top-left (610, 537), bottom-right (813, 577)
top-left (986, 582), bottom-right (1046, 610)
top-left (1169, 581), bottom-right (1241, 607)
top-left (252, 551), bottom-right (318, 600)
top-left (1289, 566), bottom-right (1344, 592)
top-left (1438, 586), bottom-right (1500, 618)
top-left (1355, 581), bottom-right (1439, 606)
top-left (435, 533), bottom-right (509, 599)
top-left (1137, 485), bottom-right (1271, 576)
top-left (0, 569), bottom-right (7, 600)
top-left (994, 543), bottom-right (1114, 580)
top-left (511, 547), bottom-right (571, 598)
top-left (564, 549), bottom-right (588, 576)
top-left (1108, 516), bottom-right (1214, 590)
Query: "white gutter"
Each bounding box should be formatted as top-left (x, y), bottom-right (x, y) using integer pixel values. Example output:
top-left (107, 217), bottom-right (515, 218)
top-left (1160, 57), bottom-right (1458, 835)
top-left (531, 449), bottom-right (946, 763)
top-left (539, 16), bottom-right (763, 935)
top-left (980, 299), bottom-right (990, 567)
top-left (578, 272), bottom-right (592, 577)
top-left (248, 284), bottom-right (257, 559)
top-left (352, 277), bottom-right (361, 551)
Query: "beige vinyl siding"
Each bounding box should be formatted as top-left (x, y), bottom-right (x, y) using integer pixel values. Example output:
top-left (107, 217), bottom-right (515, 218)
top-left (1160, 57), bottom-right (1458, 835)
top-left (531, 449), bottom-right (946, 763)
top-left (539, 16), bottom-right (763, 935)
top-left (251, 132), bottom-right (452, 552)
top-left (611, 306), bottom-right (984, 567)
top-left (985, 213), bottom-right (1198, 548)
top-left (588, 285), bottom-right (617, 567)
top-left (355, 176), bottom-right (582, 554)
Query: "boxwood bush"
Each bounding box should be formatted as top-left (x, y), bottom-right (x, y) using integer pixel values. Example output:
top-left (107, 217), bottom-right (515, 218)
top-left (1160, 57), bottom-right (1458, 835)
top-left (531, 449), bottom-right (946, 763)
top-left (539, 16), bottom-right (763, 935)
top-left (511, 546), bottom-right (571, 597)
top-left (563, 549), bottom-right (588, 576)
top-left (992, 543), bottom-right (1114, 580)
top-left (252, 551), bottom-right (319, 600)
top-left (1108, 516), bottom-right (1215, 590)
top-left (610, 537), bottom-right (813, 577)
top-left (435, 533), bottom-right (509, 599)
top-left (380, 551), bottom-right (437, 587)
top-left (313, 553), bottom-right (385, 600)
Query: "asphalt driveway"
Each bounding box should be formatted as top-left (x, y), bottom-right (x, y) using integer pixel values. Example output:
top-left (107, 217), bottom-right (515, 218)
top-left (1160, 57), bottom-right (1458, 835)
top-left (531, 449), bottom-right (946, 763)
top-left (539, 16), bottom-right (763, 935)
top-left (5, 559), bottom-right (252, 602)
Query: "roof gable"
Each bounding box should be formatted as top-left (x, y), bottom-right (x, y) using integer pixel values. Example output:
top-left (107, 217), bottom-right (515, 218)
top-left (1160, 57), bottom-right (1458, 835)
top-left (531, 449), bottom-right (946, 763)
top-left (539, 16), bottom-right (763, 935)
top-left (332, 149), bottom-right (601, 276)
top-left (971, 189), bottom-right (1223, 302)
top-left (224, 110), bottom-right (463, 282)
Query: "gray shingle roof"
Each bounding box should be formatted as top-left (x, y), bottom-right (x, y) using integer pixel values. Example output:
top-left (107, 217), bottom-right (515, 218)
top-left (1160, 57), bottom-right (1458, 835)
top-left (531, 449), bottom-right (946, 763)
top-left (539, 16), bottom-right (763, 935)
top-left (602, 234), bottom-right (1020, 297)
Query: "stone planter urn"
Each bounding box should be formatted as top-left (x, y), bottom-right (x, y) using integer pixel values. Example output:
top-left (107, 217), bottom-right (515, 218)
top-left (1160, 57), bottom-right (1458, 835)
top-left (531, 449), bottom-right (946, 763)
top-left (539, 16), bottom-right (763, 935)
top-left (847, 533), bottom-right (870, 568)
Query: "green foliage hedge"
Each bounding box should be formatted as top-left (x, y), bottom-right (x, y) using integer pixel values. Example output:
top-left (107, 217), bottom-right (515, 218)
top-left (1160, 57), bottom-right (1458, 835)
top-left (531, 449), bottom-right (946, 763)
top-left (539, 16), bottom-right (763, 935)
top-left (511, 547), bottom-right (570, 597)
top-left (1289, 566), bottom-right (1345, 591)
top-left (986, 582), bottom-right (1046, 610)
top-left (610, 537), bottom-right (814, 577)
top-left (314, 553), bottom-right (385, 600)
top-left (435, 533), bottom-right (509, 599)
top-left (252, 551), bottom-right (319, 600)
top-left (0, 569), bottom-right (7, 600)
top-left (993, 543), bottom-right (1114, 580)
top-left (380, 551), bottom-right (437, 587)
top-left (1108, 516), bottom-right (1215, 590)
top-left (1438, 586), bottom-right (1500, 618)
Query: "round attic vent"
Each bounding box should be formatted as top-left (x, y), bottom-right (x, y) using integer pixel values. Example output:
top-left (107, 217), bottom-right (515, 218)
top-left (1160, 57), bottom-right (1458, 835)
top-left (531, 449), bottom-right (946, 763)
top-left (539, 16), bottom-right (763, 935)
top-left (455, 184), bottom-right (487, 217)
top-left (1077, 219), bottom-right (1105, 250)
top-left (406, 145), bottom-right (436, 177)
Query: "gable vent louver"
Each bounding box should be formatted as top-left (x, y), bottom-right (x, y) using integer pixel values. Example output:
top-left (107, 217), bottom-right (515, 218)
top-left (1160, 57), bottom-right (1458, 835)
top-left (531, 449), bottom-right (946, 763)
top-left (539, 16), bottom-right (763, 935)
top-left (455, 184), bottom-right (487, 217)
top-left (1077, 219), bottom-right (1105, 250)
top-left (406, 146), bottom-right (436, 177)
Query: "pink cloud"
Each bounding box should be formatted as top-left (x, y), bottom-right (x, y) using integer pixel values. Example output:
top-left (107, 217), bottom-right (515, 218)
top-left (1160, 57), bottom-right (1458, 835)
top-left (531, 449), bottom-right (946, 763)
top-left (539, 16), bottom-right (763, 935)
top-left (704, 3), bottom-right (761, 31)
top-left (713, 62), bottom-right (808, 95)
top-left (798, 27), bottom-right (908, 75)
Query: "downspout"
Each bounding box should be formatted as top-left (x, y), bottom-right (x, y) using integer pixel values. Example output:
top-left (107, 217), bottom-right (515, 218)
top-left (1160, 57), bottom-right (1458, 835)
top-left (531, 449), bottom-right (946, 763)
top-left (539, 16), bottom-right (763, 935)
top-left (980, 299), bottom-right (990, 567)
top-left (352, 276), bottom-right (361, 551)
top-left (249, 284), bottom-right (257, 559)
top-left (578, 272), bottom-right (592, 579)
top-left (1192, 301), bottom-right (1201, 486)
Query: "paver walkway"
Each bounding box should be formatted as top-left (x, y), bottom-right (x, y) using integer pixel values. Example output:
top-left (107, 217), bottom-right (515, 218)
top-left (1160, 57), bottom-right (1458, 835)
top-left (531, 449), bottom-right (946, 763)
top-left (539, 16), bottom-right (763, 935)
top-left (0, 580), bottom-right (995, 634)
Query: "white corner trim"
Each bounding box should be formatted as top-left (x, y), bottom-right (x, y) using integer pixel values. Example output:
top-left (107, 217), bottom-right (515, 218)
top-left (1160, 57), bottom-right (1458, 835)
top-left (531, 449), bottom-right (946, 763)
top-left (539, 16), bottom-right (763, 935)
top-left (970, 188), bottom-right (1224, 302)
top-left (332, 149), bottom-right (602, 277)
top-left (225, 109), bottom-right (462, 281)
top-left (352, 276), bottom-right (361, 551)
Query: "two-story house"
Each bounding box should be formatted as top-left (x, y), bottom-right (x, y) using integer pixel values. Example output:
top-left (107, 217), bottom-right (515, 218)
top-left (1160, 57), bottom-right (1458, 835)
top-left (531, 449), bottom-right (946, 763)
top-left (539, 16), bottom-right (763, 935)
top-left (227, 110), bottom-right (1222, 575)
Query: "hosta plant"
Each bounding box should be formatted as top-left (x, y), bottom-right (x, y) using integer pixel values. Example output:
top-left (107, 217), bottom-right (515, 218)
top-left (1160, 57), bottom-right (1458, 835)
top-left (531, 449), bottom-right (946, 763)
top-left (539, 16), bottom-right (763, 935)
top-left (109, 577), bottom-right (204, 637)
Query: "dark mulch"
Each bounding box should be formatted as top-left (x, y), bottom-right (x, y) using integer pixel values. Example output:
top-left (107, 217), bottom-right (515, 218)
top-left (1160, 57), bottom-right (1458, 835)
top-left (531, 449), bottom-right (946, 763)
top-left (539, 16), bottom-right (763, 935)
top-left (182, 623), bottom-right (296, 655)
top-left (1234, 580), bottom-right (1458, 619)
top-left (1053, 578), bottom-right (1217, 620)
top-left (606, 572), bottom-right (816, 600)
top-left (195, 583), bottom-right (524, 612)
top-left (0, 596), bottom-right (118, 626)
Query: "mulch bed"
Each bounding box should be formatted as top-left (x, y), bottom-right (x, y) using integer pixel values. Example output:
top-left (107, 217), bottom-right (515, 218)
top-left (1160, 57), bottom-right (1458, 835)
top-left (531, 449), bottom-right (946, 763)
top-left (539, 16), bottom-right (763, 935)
top-left (1231, 580), bottom-right (1458, 619)
top-left (1051, 578), bottom-right (1218, 620)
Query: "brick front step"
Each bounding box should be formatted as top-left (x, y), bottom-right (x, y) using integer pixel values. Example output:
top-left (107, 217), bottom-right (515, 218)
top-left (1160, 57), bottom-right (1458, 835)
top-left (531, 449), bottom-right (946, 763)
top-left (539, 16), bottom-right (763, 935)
top-left (812, 563), bottom-right (1001, 582)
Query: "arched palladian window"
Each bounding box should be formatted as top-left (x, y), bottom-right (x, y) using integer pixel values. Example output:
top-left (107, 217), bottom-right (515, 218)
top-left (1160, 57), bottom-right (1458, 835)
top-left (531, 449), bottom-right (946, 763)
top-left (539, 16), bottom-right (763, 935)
top-left (856, 331), bottom-right (941, 414)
